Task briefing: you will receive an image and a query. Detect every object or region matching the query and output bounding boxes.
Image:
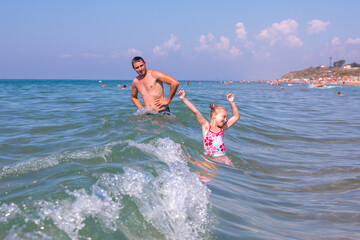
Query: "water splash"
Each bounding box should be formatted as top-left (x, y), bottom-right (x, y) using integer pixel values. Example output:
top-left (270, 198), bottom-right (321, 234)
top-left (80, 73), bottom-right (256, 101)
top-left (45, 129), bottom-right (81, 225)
top-left (97, 138), bottom-right (212, 239)
top-left (37, 185), bottom-right (121, 240)
top-left (0, 202), bottom-right (21, 223)
top-left (1, 138), bottom-right (212, 239)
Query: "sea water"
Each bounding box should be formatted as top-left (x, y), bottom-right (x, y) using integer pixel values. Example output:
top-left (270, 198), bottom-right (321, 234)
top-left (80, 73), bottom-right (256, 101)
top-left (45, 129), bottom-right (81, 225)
top-left (0, 79), bottom-right (360, 239)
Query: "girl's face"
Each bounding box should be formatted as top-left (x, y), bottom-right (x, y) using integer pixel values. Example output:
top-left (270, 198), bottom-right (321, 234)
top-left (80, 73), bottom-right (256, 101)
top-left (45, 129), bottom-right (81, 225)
top-left (213, 109), bottom-right (228, 127)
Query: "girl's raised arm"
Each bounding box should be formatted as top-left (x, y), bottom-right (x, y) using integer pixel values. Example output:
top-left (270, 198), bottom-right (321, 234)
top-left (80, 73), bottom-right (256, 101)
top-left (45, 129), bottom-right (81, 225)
top-left (223, 93), bottom-right (240, 131)
top-left (178, 89), bottom-right (208, 128)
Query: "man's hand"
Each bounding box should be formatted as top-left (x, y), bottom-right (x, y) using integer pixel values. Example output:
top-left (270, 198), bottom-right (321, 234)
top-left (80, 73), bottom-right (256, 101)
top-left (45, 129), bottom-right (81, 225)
top-left (154, 98), bottom-right (169, 108)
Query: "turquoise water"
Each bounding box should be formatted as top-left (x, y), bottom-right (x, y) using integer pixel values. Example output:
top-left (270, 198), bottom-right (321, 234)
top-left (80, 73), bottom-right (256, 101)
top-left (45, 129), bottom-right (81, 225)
top-left (1, 79), bottom-right (360, 239)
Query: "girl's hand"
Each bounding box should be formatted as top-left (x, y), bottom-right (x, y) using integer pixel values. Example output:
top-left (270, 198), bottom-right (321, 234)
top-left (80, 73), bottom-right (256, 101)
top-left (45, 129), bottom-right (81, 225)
top-left (227, 93), bottom-right (235, 103)
top-left (178, 88), bottom-right (186, 100)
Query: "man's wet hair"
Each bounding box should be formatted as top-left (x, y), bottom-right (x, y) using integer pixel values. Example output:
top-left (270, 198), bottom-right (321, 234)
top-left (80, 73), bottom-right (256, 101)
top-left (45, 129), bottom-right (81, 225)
top-left (132, 56), bottom-right (145, 67)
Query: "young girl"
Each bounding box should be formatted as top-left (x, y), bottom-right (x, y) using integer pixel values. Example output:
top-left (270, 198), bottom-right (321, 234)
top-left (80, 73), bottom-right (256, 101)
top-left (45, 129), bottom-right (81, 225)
top-left (178, 88), bottom-right (240, 166)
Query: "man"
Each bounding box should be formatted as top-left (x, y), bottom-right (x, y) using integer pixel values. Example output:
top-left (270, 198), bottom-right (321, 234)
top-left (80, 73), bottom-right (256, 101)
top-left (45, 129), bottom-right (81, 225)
top-left (131, 56), bottom-right (179, 115)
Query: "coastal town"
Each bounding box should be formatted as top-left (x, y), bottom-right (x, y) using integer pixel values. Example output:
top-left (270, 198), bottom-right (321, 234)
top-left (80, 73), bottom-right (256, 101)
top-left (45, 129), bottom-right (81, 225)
top-left (276, 60), bottom-right (360, 85)
top-left (219, 60), bottom-right (360, 86)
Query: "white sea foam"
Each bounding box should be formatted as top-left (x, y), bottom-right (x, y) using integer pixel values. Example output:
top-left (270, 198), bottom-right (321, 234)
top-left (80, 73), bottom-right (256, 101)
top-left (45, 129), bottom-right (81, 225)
top-left (1, 138), bottom-right (210, 239)
top-left (4, 227), bottom-right (52, 240)
top-left (323, 85), bottom-right (337, 89)
top-left (0, 156), bottom-right (59, 180)
top-left (106, 138), bottom-right (212, 240)
top-left (0, 202), bottom-right (21, 223)
top-left (308, 84), bottom-right (338, 89)
top-left (37, 185), bottom-right (121, 240)
top-left (0, 142), bottom-right (122, 180)
top-left (135, 107), bottom-right (160, 115)
top-left (1, 182), bottom-right (122, 239)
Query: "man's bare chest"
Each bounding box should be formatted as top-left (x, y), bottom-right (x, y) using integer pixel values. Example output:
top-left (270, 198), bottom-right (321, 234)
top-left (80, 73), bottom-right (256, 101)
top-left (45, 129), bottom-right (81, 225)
top-left (138, 79), bottom-right (161, 92)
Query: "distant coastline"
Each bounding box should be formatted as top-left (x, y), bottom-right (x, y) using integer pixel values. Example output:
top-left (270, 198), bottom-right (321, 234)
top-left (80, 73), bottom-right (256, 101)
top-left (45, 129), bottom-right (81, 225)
top-left (279, 65), bottom-right (360, 85)
top-left (281, 66), bottom-right (360, 79)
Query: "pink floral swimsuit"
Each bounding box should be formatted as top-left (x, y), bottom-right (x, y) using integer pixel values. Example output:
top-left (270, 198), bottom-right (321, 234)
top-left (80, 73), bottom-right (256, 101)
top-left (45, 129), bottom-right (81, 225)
top-left (203, 126), bottom-right (226, 157)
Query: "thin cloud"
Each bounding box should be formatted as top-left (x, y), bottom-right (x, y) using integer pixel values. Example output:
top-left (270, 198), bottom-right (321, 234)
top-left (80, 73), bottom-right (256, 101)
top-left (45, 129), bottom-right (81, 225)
top-left (195, 33), bottom-right (213, 51)
top-left (229, 46), bottom-right (242, 56)
top-left (256, 19), bottom-right (302, 47)
top-left (235, 22), bottom-right (247, 40)
top-left (252, 48), bottom-right (271, 59)
top-left (287, 35), bottom-right (303, 47)
top-left (58, 54), bottom-right (72, 58)
top-left (216, 36), bottom-right (230, 51)
top-left (346, 37), bottom-right (360, 45)
top-left (111, 48), bottom-right (143, 58)
top-left (153, 46), bottom-right (167, 56)
top-left (325, 37), bottom-right (359, 60)
top-left (163, 34), bottom-right (180, 50)
top-left (82, 53), bottom-right (104, 59)
top-left (331, 37), bottom-right (360, 45)
top-left (153, 34), bottom-right (180, 57)
top-left (331, 37), bottom-right (341, 46)
top-left (307, 19), bottom-right (330, 34)
top-left (195, 32), bottom-right (242, 58)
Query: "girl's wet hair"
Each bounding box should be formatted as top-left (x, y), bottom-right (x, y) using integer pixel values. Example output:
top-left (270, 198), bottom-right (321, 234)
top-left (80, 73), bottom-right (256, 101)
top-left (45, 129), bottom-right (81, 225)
top-left (209, 103), bottom-right (227, 118)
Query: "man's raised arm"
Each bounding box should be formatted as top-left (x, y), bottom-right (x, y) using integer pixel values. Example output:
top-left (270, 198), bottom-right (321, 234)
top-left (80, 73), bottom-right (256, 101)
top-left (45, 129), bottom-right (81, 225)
top-left (155, 71), bottom-right (179, 105)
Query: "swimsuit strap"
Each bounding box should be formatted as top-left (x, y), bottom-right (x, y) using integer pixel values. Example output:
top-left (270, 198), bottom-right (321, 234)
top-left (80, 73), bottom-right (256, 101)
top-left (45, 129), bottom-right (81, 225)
top-left (208, 125), bottom-right (222, 135)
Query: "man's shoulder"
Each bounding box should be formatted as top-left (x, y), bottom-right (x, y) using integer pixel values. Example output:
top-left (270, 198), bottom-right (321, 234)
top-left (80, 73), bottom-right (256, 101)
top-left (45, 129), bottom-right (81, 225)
top-left (132, 75), bottom-right (141, 82)
top-left (131, 76), bottom-right (140, 88)
top-left (149, 70), bottom-right (163, 78)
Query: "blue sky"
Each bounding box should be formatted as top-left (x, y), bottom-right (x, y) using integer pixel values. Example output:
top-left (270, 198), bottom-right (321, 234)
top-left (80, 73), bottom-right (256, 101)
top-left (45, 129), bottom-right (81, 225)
top-left (1, 0), bottom-right (360, 80)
